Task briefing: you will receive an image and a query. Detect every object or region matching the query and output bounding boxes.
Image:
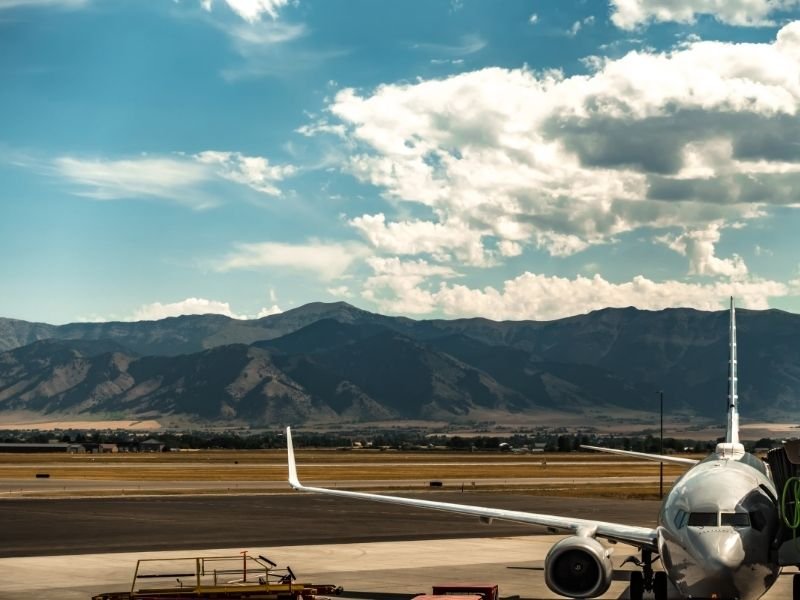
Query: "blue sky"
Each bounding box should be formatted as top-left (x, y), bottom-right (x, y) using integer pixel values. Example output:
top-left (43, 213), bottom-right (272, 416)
top-left (2, 0), bottom-right (800, 324)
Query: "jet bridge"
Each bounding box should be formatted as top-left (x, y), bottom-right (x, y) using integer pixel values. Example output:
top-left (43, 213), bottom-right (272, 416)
top-left (767, 440), bottom-right (800, 568)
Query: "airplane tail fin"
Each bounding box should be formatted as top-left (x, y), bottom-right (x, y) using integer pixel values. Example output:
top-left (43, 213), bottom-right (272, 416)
top-left (716, 297), bottom-right (744, 458)
top-left (726, 297), bottom-right (740, 445)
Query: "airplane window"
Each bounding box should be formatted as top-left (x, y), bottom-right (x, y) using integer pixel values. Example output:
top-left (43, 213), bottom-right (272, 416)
top-left (673, 509), bottom-right (688, 529)
top-left (687, 512), bottom-right (718, 526)
top-left (721, 513), bottom-right (750, 527)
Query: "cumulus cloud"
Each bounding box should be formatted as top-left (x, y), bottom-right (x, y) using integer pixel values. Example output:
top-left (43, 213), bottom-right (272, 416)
top-left (53, 152), bottom-right (294, 208)
top-left (305, 22), bottom-right (800, 267)
top-left (129, 297), bottom-right (280, 321)
top-left (350, 213), bottom-right (491, 266)
top-left (216, 240), bottom-right (367, 280)
top-left (362, 257), bottom-right (460, 315)
top-left (362, 269), bottom-right (797, 320)
top-left (661, 223), bottom-right (749, 279)
top-left (609, 0), bottom-right (798, 30)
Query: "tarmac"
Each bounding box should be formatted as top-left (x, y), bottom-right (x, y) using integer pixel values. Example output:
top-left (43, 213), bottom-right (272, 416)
top-left (0, 535), bottom-right (795, 600)
top-left (0, 492), bottom-right (794, 600)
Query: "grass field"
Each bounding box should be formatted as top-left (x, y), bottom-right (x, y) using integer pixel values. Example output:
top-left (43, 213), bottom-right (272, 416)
top-left (0, 449), bottom-right (691, 498)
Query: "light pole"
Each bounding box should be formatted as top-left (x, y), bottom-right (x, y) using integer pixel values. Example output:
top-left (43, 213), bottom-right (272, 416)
top-left (659, 390), bottom-right (664, 499)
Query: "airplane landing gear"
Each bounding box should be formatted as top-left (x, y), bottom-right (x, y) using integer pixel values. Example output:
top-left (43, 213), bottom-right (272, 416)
top-left (626, 550), bottom-right (666, 600)
top-left (653, 571), bottom-right (668, 600)
top-left (629, 571), bottom-right (644, 600)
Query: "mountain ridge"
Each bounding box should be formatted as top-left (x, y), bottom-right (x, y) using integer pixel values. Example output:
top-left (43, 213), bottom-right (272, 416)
top-left (0, 303), bottom-right (798, 425)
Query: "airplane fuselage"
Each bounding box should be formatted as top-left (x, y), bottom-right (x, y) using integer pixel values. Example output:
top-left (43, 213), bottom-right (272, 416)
top-left (657, 452), bottom-right (780, 600)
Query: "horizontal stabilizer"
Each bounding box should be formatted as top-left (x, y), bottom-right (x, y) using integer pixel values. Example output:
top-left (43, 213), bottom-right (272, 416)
top-left (581, 445), bottom-right (698, 466)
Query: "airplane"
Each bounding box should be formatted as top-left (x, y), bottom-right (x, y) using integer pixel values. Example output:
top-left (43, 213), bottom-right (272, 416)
top-left (286, 298), bottom-right (790, 600)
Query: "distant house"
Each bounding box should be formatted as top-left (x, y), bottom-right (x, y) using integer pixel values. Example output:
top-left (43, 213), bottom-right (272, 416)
top-left (98, 443), bottom-right (118, 453)
top-left (140, 439), bottom-right (165, 452)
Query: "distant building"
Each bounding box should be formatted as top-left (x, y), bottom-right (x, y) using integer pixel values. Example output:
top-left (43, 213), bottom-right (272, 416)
top-left (140, 439), bottom-right (165, 452)
top-left (98, 443), bottom-right (118, 453)
top-left (0, 443), bottom-right (71, 453)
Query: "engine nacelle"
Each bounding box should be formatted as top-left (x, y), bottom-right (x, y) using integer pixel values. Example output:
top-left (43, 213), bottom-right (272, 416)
top-left (544, 536), bottom-right (614, 598)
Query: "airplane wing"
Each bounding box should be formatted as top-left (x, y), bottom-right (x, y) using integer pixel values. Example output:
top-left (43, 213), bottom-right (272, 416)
top-left (580, 445), bottom-right (699, 466)
top-left (286, 427), bottom-right (658, 550)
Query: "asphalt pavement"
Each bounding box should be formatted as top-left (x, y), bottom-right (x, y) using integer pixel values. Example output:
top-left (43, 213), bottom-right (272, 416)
top-left (0, 492), bottom-right (661, 558)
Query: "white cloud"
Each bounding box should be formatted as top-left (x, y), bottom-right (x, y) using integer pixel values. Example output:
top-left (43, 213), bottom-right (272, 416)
top-left (412, 34), bottom-right (487, 57)
top-left (54, 156), bottom-right (217, 209)
top-left (362, 257), bottom-right (460, 315)
top-left (529, 13), bottom-right (539, 24)
top-left (326, 285), bottom-right (352, 298)
top-left (201, 0), bottom-right (289, 23)
top-left (350, 213), bottom-right (491, 266)
top-left (54, 152), bottom-right (294, 208)
top-left (255, 304), bottom-right (283, 318)
top-left (610, 0), bottom-right (798, 30)
top-left (217, 240), bottom-right (367, 280)
top-left (219, 20), bottom-right (346, 80)
top-left (129, 297), bottom-right (271, 321)
top-left (220, 19), bottom-right (305, 46)
top-left (310, 22), bottom-right (800, 269)
top-left (661, 223), bottom-right (749, 279)
top-left (195, 150), bottom-right (295, 195)
top-left (363, 270), bottom-right (797, 320)
top-left (568, 15), bottom-right (595, 37)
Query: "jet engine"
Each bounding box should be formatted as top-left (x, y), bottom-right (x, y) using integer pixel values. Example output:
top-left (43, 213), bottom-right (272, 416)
top-left (544, 536), bottom-right (614, 598)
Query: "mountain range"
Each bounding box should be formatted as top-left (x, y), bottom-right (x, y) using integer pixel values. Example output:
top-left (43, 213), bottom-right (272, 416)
top-left (1, 302), bottom-right (798, 426)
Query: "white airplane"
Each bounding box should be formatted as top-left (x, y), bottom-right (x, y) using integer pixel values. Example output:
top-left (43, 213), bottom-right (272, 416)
top-left (286, 299), bottom-right (789, 600)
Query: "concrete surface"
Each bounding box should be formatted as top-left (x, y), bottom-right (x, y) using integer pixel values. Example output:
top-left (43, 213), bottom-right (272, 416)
top-left (0, 536), bottom-right (794, 600)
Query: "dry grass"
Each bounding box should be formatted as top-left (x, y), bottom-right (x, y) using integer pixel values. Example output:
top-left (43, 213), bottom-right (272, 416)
top-left (0, 448), bottom-right (703, 464)
top-left (0, 449), bottom-right (689, 492)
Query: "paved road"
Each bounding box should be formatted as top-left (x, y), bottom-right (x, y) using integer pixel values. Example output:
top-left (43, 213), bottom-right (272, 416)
top-left (0, 492), bottom-right (661, 558)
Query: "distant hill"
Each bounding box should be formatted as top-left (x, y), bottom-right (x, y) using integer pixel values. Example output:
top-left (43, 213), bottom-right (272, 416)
top-left (0, 302), bottom-right (798, 425)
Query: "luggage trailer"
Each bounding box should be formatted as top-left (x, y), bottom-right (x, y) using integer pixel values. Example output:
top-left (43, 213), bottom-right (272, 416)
top-left (92, 552), bottom-right (342, 600)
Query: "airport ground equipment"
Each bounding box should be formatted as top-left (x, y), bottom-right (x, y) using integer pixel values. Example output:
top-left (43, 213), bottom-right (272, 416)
top-left (430, 583), bottom-right (498, 600)
top-left (91, 553), bottom-right (341, 600)
top-left (412, 582), bottom-right (498, 600)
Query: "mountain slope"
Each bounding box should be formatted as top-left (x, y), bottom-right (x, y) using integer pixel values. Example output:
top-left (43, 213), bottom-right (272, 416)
top-left (0, 304), bottom-right (798, 423)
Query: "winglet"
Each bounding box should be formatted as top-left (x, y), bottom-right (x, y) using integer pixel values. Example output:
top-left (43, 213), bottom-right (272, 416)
top-left (286, 426), bottom-right (302, 489)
